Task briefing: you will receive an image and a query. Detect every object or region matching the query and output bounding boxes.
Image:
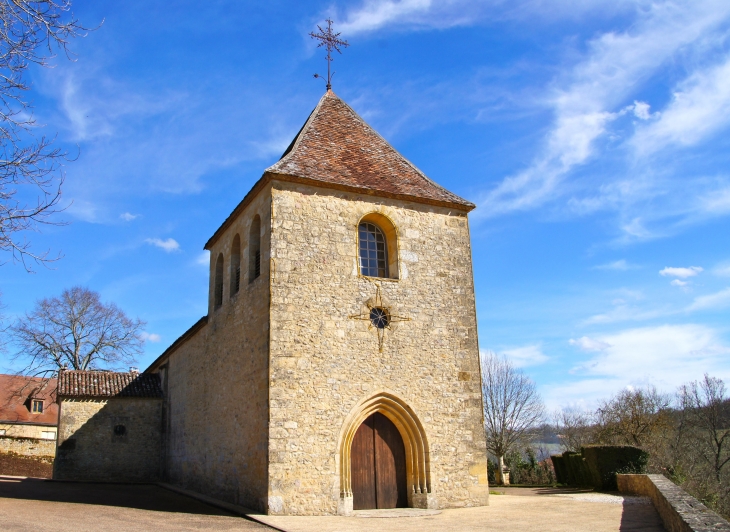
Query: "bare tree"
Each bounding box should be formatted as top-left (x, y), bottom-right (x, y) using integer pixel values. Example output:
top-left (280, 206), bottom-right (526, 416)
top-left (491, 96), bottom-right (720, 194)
top-left (10, 286), bottom-right (145, 375)
top-left (595, 386), bottom-right (672, 448)
top-left (481, 351), bottom-right (545, 485)
top-left (679, 375), bottom-right (730, 483)
top-left (0, 1), bottom-right (87, 269)
top-left (554, 408), bottom-right (596, 452)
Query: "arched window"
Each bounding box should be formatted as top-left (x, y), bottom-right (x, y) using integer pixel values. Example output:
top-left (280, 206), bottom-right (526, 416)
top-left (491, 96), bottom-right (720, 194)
top-left (359, 222), bottom-right (388, 278)
top-left (249, 215), bottom-right (261, 283)
top-left (214, 253), bottom-right (224, 309)
top-left (230, 234), bottom-right (241, 297)
top-left (358, 213), bottom-right (398, 279)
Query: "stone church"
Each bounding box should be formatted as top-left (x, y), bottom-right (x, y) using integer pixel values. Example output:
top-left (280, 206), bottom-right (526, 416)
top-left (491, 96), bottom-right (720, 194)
top-left (54, 90), bottom-right (489, 515)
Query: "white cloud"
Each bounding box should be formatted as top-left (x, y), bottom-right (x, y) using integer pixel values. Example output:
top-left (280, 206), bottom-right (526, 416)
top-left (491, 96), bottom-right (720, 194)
top-left (700, 187), bottom-right (730, 215)
top-left (634, 56), bottom-right (730, 154)
top-left (477, 0), bottom-right (730, 218)
top-left (659, 266), bottom-right (703, 278)
top-left (569, 336), bottom-right (611, 352)
top-left (583, 304), bottom-right (669, 325)
top-left (120, 212), bottom-right (139, 222)
top-left (686, 287), bottom-right (730, 311)
top-left (340, 0), bottom-right (433, 34)
top-left (196, 251), bottom-right (210, 266)
top-left (593, 259), bottom-right (638, 271)
top-left (714, 264), bottom-right (730, 277)
top-left (542, 378), bottom-right (627, 411)
top-left (337, 0), bottom-right (649, 36)
top-left (620, 218), bottom-right (657, 240)
top-left (141, 332), bottom-right (162, 343)
top-left (145, 238), bottom-right (180, 253)
top-left (492, 345), bottom-right (549, 367)
top-left (671, 279), bottom-right (688, 287)
top-left (632, 100), bottom-right (655, 120)
top-left (572, 324), bottom-right (730, 388)
top-left (484, 0), bottom-right (730, 215)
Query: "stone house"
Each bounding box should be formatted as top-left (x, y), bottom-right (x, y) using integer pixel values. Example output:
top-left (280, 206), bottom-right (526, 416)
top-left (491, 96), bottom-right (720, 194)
top-left (54, 369), bottom-right (163, 482)
top-left (55, 90), bottom-right (489, 515)
top-left (0, 374), bottom-right (58, 440)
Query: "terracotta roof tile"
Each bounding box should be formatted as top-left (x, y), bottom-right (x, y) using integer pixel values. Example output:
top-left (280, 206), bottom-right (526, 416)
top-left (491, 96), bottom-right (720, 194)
top-left (0, 374), bottom-right (58, 425)
top-left (204, 91), bottom-right (474, 250)
top-left (266, 90), bottom-right (474, 210)
top-left (58, 370), bottom-right (162, 398)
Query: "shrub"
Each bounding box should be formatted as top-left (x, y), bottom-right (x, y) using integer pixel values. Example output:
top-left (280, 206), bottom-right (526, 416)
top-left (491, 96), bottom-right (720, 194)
top-left (487, 458), bottom-right (497, 484)
top-left (581, 445), bottom-right (649, 490)
top-left (562, 451), bottom-right (593, 486)
top-left (503, 447), bottom-right (556, 485)
top-left (551, 455), bottom-right (568, 484)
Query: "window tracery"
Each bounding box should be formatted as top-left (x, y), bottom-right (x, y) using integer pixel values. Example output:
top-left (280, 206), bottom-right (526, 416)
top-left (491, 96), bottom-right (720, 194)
top-left (358, 222), bottom-right (388, 278)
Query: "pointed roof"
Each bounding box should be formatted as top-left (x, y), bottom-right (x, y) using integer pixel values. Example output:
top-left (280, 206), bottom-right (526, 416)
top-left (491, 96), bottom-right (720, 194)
top-left (266, 90), bottom-right (474, 210)
top-left (205, 91), bottom-right (473, 249)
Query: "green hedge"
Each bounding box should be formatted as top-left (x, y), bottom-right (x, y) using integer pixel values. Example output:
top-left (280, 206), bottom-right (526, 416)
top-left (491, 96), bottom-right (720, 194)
top-left (563, 451), bottom-right (593, 486)
top-left (550, 455), bottom-right (568, 484)
top-left (581, 445), bottom-right (648, 490)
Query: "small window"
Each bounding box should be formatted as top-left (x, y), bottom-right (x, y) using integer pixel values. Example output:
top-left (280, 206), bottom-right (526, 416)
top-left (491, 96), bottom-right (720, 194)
top-left (249, 215), bottom-right (261, 283)
top-left (41, 431), bottom-right (55, 440)
top-left (113, 424), bottom-right (126, 436)
top-left (230, 234), bottom-right (241, 297)
top-left (31, 399), bottom-right (44, 414)
top-left (359, 222), bottom-right (388, 278)
top-left (214, 253), bottom-right (224, 309)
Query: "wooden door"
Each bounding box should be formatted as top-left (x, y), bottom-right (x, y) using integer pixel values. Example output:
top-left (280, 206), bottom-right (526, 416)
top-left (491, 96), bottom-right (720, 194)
top-left (351, 412), bottom-right (407, 510)
top-left (351, 415), bottom-right (377, 510)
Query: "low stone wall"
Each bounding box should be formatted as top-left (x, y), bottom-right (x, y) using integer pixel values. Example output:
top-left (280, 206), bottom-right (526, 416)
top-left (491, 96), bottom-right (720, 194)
top-left (0, 435), bottom-right (56, 458)
top-left (617, 474), bottom-right (730, 532)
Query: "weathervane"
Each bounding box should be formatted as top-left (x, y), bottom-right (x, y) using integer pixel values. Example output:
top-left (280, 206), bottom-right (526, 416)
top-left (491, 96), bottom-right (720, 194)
top-left (310, 18), bottom-right (349, 91)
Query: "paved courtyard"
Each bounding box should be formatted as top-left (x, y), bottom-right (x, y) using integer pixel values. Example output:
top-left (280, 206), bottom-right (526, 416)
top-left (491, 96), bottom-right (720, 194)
top-left (0, 476), bottom-right (666, 532)
top-left (0, 476), bottom-right (269, 531)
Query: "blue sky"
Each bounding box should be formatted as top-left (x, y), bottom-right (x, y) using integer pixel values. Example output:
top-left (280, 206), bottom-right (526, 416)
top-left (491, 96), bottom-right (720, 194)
top-left (2, 0), bottom-right (730, 410)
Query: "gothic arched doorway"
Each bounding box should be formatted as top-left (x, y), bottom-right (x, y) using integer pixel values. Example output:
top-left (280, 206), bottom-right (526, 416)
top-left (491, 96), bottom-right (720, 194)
top-left (351, 412), bottom-right (408, 509)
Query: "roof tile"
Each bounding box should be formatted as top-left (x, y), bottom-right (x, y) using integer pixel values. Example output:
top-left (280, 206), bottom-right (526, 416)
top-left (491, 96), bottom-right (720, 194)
top-left (266, 90), bottom-right (474, 210)
top-left (0, 374), bottom-right (58, 425)
top-left (57, 370), bottom-right (162, 398)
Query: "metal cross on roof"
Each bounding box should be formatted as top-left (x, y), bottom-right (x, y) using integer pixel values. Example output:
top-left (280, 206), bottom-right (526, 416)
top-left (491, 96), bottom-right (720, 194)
top-left (310, 18), bottom-right (349, 91)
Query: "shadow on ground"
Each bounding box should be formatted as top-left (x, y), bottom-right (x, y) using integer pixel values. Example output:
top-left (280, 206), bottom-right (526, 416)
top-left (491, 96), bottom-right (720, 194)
top-left (619, 498), bottom-right (666, 531)
top-left (0, 476), bottom-right (235, 516)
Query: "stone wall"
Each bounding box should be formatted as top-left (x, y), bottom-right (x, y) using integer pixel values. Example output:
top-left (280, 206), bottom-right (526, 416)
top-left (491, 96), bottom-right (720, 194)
top-left (153, 184), bottom-right (272, 511)
top-left (266, 181), bottom-right (489, 515)
top-left (0, 423), bottom-right (56, 440)
top-left (53, 397), bottom-right (162, 481)
top-left (150, 178), bottom-right (489, 515)
top-left (0, 435), bottom-right (56, 458)
top-left (618, 474), bottom-right (730, 532)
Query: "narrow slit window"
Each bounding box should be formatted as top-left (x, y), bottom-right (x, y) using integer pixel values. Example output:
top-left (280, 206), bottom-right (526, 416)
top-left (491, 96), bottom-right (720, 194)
top-left (358, 222), bottom-right (388, 278)
top-left (249, 215), bottom-right (261, 283)
top-left (214, 253), bottom-right (224, 308)
top-left (230, 234), bottom-right (241, 297)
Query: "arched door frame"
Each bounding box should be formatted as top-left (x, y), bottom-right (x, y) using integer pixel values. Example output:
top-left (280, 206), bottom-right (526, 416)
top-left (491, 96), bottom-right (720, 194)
top-left (337, 391), bottom-right (434, 515)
